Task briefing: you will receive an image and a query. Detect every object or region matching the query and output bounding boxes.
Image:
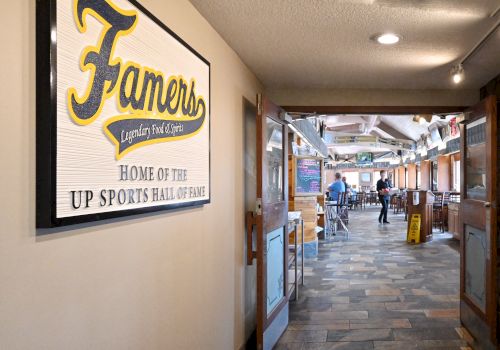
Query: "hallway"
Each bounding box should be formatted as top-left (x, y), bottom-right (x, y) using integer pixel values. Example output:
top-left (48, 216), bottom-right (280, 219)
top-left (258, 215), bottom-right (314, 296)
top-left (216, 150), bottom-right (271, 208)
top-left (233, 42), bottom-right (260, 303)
top-left (276, 207), bottom-right (469, 350)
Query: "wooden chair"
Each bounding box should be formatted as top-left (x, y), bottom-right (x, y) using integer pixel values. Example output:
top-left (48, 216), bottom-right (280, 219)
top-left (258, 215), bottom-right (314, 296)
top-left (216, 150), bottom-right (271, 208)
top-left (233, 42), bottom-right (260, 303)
top-left (355, 192), bottom-right (366, 210)
top-left (390, 194), bottom-right (397, 210)
top-left (393, 194), bottom-right (405, 214)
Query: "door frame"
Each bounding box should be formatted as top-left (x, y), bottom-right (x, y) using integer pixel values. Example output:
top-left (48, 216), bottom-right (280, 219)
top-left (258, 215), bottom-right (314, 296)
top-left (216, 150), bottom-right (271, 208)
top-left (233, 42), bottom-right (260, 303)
top-left (255, 95), bottom-right (290, 350)
top-left (459, 96), bottom-right (498, 346)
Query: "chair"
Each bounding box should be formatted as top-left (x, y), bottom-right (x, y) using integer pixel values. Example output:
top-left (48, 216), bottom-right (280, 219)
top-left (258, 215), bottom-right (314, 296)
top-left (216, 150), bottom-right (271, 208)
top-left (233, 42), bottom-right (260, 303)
top-left (367, 192), bottom-right (377, 206)
top-left (339, 192), bottom-right (349, 226)
top-left (393, 195), bottom-right (400, 214)
top-left (394, 193), bottom-right (407, 215)
top-left (347, 192), bottom-right (355, 210)
top-left (355, 192), bottom-right (366, 210)
top-left (390, 194), bottom-right (397, 210)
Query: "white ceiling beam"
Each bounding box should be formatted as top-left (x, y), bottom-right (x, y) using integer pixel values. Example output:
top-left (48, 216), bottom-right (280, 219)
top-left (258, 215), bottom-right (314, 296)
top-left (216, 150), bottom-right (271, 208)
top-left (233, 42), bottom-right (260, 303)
top-left (377, 121), bottom-right (414, 141)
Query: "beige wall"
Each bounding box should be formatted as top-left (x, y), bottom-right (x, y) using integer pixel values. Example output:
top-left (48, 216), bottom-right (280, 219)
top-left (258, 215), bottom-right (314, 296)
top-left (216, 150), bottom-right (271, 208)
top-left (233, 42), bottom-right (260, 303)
top-left (0, 1), bottom-right (262, 349)
top-left (266, 87), bottom-right (479, 107)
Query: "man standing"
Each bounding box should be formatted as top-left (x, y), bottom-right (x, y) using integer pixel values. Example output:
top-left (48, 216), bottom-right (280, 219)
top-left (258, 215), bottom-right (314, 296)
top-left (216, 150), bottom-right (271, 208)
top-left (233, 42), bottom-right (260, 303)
top-left (341, 176), bottom-right (350, 194)
top-left (377, 170), bottom-right (391, 224)
top-left (327, 172), bottom-right (345, 202)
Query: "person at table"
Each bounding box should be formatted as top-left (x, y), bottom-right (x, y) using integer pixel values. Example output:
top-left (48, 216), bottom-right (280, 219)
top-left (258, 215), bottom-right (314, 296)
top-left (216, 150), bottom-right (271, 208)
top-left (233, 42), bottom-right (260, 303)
top-left (377, 170), bottom-right (391, 224)
top-left (327, 172), bottom-right (345, 202)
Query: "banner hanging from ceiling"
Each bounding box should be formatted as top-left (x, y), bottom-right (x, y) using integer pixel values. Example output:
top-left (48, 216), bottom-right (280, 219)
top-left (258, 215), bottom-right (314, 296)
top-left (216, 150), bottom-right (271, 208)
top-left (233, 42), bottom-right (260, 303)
top-left (37, 0), bottom-right (210, 228)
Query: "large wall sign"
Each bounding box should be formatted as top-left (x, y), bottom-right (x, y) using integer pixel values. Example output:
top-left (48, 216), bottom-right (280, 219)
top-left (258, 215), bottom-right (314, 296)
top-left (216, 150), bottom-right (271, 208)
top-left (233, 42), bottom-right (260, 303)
top-left (36, 0), bottom-right (210, 228)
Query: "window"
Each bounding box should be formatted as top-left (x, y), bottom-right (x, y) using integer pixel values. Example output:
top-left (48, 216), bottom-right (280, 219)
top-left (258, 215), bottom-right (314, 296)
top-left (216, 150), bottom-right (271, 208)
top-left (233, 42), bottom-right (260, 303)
top-left (405, 168), bottom-right (408, 189)
top-left (416, 165), bottom-right (421, 189)
top-left (431, 161), bottom-right (438, 191)
top-left (452, 158), bottom-right (461, 192)
top-left (344, 172), bottom-right (359, 190)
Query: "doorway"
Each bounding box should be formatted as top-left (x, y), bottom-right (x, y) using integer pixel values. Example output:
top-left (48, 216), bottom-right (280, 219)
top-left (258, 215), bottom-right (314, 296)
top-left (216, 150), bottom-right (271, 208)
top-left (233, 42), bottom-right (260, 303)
top-left (272, 101), bottom-right (497, 349)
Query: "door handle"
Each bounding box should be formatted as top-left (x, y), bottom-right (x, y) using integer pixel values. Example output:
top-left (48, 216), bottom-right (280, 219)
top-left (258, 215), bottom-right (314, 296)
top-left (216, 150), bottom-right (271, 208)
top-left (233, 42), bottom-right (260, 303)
top-left (484, 202), bottom-right (491, 208)
top-left (246, 211), bottom-right (257, 265)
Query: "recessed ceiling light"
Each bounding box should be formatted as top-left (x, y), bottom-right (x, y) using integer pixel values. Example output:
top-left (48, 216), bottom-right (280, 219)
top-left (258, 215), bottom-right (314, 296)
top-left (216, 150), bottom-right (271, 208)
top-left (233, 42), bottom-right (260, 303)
top-left (374, 33), bottom-right (400, 45)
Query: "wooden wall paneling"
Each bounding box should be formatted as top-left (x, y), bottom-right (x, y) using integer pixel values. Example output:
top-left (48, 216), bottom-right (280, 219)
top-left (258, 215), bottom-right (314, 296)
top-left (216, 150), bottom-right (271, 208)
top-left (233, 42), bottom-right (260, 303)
top-left (420, 160), bottom-right (431, 190)
top-left (452, 152), bottom-right (461, 162)
top-left (408, 164), bottom-right (417, 189)
top-left (398, 166), bottom-right (406, 188)
top-left (437, 155), bottom-right (451, 192)
top-left (289, 197), bottom-right (317, 243)
top-left (325, 169), bottom-right (334, 188)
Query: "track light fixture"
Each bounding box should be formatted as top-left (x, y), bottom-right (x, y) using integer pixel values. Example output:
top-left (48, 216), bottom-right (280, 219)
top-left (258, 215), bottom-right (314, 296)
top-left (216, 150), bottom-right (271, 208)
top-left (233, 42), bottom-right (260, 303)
top-left (451, 64), bottom-right (464, 84)
top-left (449, 14), bottom-right (500, 85)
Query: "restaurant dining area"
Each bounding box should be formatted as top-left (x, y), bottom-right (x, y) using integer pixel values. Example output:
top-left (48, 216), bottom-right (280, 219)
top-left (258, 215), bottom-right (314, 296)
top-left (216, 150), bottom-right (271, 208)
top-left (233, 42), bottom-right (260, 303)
top-left (288, 111), bottom-right (466, 255)
top-left (264, 96), bottom-right (498, 350)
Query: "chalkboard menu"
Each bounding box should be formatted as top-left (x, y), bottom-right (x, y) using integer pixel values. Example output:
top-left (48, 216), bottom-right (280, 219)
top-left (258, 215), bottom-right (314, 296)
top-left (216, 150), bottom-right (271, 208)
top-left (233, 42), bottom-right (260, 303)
top-left (295, 158), bottom-right (322, 195)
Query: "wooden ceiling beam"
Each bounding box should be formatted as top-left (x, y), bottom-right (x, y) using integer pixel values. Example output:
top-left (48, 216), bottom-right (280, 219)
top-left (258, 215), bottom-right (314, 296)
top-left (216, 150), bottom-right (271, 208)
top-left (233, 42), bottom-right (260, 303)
top-left (283, 105), bottom-right (466, 115)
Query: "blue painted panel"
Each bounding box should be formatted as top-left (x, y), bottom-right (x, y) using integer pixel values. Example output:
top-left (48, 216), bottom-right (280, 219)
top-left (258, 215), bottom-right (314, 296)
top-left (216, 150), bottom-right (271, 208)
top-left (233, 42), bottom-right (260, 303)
top-left (263, 303), bottom-right (288, 350)
top-left (464, 225), bottom-right (486, 312)
top-left (304, 238), bottom-right (318, 258)
top-left (266, 226), bottom-right (285, 316)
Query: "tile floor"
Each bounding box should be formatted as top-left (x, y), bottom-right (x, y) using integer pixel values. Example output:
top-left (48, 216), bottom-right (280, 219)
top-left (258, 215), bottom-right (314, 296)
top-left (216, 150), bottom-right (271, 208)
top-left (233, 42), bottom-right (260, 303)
top-left (275, 206), bottom-right (472, 350)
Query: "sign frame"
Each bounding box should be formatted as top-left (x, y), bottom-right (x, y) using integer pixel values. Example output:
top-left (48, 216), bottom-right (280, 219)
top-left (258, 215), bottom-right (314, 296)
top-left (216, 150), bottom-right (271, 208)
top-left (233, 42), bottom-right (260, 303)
top-left (36, 0), bottom-right (211, 228)
top-left (292, 156), bottom-right (324, 197)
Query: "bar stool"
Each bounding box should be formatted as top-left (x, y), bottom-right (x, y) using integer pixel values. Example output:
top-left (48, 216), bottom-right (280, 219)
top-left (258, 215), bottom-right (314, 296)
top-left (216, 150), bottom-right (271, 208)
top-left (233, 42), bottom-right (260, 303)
top-left (325, 193), bottom-right (349, 240)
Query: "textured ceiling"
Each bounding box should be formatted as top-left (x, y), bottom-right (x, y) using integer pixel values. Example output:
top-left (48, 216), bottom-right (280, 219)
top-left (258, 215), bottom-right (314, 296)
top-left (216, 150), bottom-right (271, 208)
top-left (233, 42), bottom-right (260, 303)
top-left (190, 0), bottom-right (500, 89)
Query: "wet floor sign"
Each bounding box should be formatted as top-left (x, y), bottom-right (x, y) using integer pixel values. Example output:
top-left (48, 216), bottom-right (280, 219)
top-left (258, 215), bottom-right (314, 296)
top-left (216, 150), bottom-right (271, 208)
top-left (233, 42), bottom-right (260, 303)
top-left (407, 214), bottom-right (421, 244)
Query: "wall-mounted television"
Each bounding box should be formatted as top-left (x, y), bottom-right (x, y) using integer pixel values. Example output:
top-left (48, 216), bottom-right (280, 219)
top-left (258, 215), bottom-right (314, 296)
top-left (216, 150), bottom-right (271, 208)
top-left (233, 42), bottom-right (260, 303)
top-left (360, 172), bottom-right (372, 184)
top-left (293, 157), bottom-right (323, 196)
top-left (356, 152), bottom-right (373, 164)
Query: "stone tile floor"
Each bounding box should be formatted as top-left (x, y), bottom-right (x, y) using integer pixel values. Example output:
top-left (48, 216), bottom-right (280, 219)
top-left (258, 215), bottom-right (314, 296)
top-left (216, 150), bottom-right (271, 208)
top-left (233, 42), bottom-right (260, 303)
top-left (275, 206), bottom-right (472, 350)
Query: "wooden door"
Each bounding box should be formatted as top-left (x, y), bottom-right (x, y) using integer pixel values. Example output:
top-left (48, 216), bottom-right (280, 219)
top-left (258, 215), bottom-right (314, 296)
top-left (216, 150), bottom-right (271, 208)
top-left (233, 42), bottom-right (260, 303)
top-left (460, 95), bottom-right (498, 350)
top-left (247, 95), bottom-right (289, 350)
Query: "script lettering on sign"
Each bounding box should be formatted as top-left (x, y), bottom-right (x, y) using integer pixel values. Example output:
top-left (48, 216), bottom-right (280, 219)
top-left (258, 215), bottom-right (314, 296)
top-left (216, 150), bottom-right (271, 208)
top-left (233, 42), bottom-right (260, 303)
top-left (68, 0), bottom-right (207, 159)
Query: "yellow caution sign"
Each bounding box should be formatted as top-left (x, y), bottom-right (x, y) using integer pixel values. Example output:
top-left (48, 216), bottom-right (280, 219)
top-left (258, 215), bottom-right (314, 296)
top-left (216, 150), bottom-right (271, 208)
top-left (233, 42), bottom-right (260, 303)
top-left (407, 214), bottom-right (421, 244)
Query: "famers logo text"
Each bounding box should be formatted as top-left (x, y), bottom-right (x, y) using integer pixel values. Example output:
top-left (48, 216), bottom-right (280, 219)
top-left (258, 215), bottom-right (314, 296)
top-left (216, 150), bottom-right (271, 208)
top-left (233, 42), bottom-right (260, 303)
top-left (68, 0), bottom-right (207, 159)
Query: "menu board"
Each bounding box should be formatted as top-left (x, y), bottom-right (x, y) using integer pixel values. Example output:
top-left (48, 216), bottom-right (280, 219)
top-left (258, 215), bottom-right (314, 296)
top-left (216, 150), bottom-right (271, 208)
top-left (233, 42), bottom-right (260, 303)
top-left (295, 158), bottom-right (322, 195)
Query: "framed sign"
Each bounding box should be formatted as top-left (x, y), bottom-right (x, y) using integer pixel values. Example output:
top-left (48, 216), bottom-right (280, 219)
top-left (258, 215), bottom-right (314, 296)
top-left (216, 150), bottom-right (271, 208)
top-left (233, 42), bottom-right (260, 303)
top-left (36, 0), bottom-right (210, 228)
top-left (293, 156), bottom-right (323, 196)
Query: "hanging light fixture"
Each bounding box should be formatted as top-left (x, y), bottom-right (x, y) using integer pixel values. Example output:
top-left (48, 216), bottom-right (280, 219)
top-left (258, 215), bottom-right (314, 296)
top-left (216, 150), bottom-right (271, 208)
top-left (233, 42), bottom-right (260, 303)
top-left (412, 114), bottom-right (433, 125)
top-left (451, 64), bottom-right (464, 84)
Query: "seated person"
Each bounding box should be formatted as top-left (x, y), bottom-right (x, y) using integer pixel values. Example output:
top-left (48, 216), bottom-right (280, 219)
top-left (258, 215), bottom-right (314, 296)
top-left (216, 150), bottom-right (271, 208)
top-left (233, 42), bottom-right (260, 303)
top-left (327, 172), bottom-right (345, 202)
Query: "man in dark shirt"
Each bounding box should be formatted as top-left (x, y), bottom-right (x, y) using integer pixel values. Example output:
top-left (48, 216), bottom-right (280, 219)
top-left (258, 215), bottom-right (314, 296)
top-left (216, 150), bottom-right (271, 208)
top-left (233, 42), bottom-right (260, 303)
top-left (376, 170), bottom-right (391, 224)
